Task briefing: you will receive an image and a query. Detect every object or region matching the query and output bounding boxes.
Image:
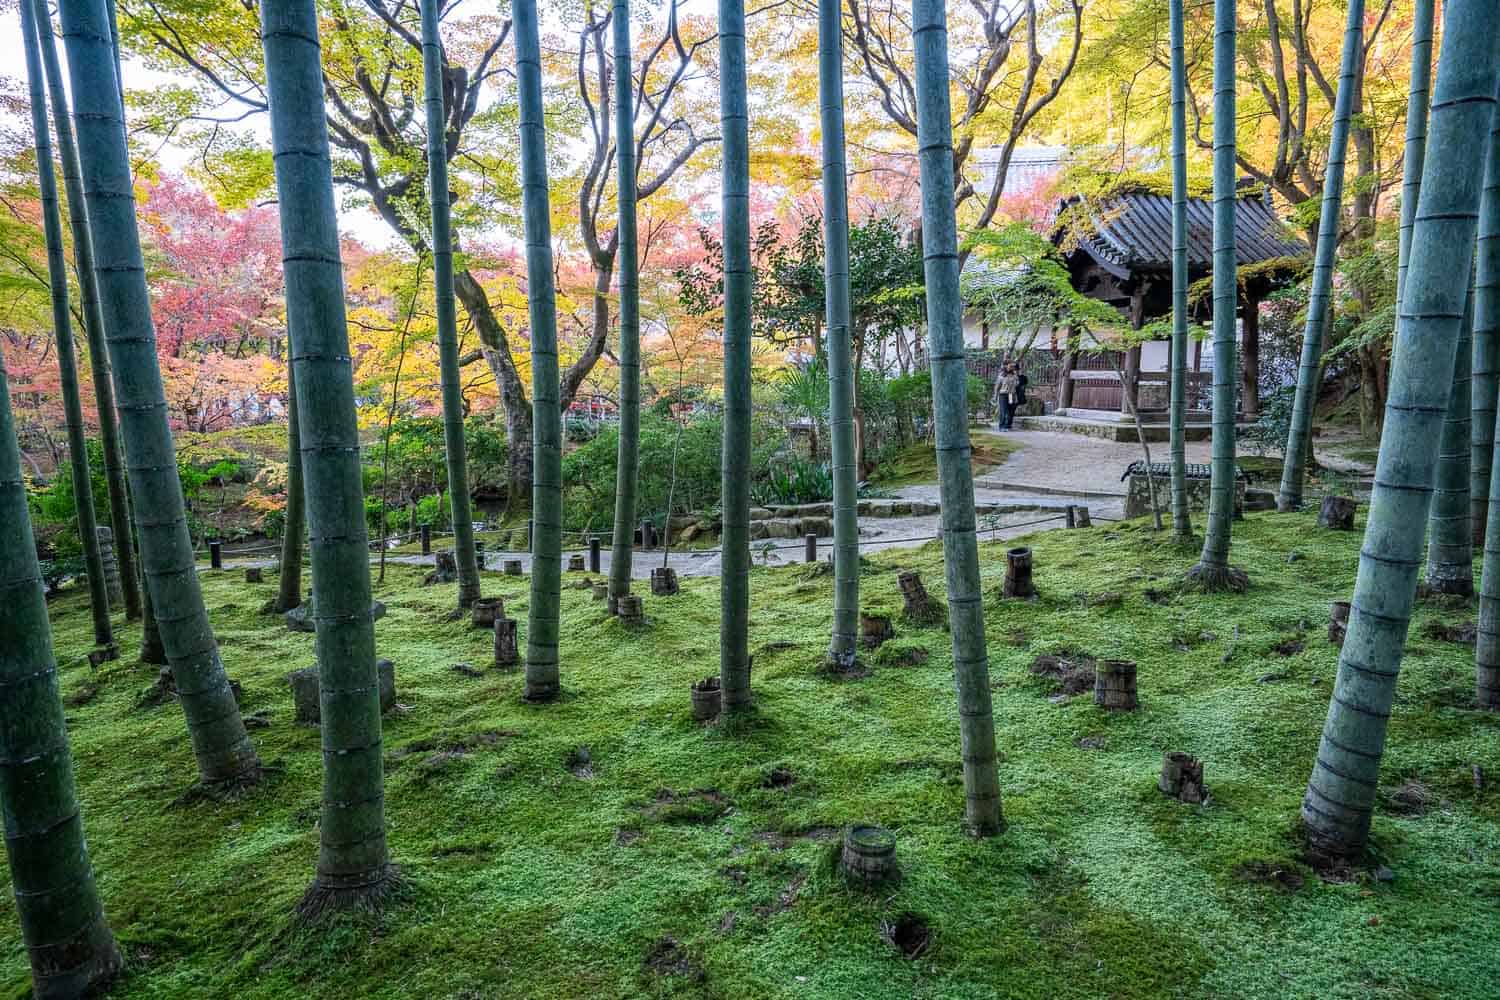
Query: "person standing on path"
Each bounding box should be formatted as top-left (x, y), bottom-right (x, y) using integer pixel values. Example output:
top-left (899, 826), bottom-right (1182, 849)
top-left (993, 362), bottom-right (1026, 430)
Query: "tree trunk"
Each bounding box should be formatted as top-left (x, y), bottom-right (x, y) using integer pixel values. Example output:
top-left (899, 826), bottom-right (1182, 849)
top-left (608, 1), bottom-right (641, 614)
top-left (275, 354), bottom-right (304, 612)
top-left (1188, 0), bottom-right (1246, 592)
top-left (262, 0), bottom-right (397, 913)
top-left (1278, 0), bottom-right (1364, 511)
top-left (819, 0), bottom-right (860, 670)
top-left (1169, 0), bottom-right (1192, 540)
top-left (1302, 4), bottom-right (1498, 862)
top-left (22, 10), bottom-right (113, 651)
top-left (457, 276), bottom-right (533, 509)
top-left (60, 0), bottom-right (260, 788)
top-left (421, 0), bottom-right (482, 610)
top-left (912, 0), bottom-right (1003, 836)
top-left (34, 0), bottom-right (139, 621)
top-left (717, 0), bottom-right (753, 712)
top-left (0, 343), bottom-right (121, 1000)
top-left (1473, 104), bottom-right (1500, 547)
top-left (1058, 328), bottom-right (1078, 411)
top-left (1426, 286), bottom-right (1476, 595)
top-left (515, 0), bottom-right (563, 703)
top-left (1395, 0), bottom-right (1437, 316)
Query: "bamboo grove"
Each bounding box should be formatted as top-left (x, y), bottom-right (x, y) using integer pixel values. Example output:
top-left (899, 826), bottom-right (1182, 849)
top-left (3, 0), bottom-right (1500, 993)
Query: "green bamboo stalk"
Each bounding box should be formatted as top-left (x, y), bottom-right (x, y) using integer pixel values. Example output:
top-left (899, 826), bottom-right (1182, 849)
top-left (1395, 0), bottom-right (1437, 315)
top-left (718, 0), bottom-right (753, 709)
top-left (0, 346), bottom-right (121, 1000)
top-left (275, 355), bottom-right (304, 612)
top-left (1168, 0), bottom-right (1192, 540)
top-left (33, 0), bottom-right (140, 622)
top-left (911, 0), bottom-right (1003, 836)
top-left (59, 0), bottom-right (261, 787)
top-left (1473, 104), bottom-right (1500, 546)
top-left (420, 0), bottom-right (482, 610)
top-left (22, 0), bottom-right (113, 652)
top-left (1278, 0), bottom-right (1365, 512)
top-left (1188, 0), bottom-right (1247, 591)
top-left (260, 0), bottom-right (398, 914)
top-left (1477, 120), bottom-right (1500, 710)
top-left (1425, 284), bottom-right (1475, 595)
top-left (608, 0), bottom-right (642, 615)
top-left (819, 0), bottom-right (860, 666)
top-left (1302, 1), bottom-right (1499, 861)
top-left (515, 0), bottom-right (563, 702)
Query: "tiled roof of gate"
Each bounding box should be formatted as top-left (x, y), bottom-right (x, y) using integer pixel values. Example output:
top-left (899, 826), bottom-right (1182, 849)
top-left (1057, 192), bottom-right (1308, 278)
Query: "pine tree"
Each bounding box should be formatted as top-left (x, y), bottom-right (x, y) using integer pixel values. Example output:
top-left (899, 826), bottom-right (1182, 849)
top-left (1302, 0), bottom-right (1500, 860)
top-left (910, 0), bottom-right (1003, 835)
top-left (420, 0), bottom-right (482, 610)
top-left (58, 0), bottom-right (260, 788)
top-left (260, 0), bottom-right (398, 913)
top-left (515, 0), bottom-right (564, 702)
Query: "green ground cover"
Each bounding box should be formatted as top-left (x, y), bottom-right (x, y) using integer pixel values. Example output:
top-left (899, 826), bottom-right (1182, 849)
top-left (8, 510), bottom-right (1498, 999)
top-left (870, 432), bottom-right (1022, 488)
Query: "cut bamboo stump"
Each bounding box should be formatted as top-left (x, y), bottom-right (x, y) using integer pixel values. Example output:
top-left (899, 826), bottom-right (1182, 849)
top-left (691, 676), bottom-right (721, 721)
top-left (493, 618), bottom-right (518, 667)
top-left (568, 553), bottom-right (586, 572)
top-left (1003, 546), bottom-right (1035, 599)
top-left (898, 571), bottom-right (941, 624)
top-left (1159, 752), bottom-right (1207, 803)
top-left (209, 539), bottom-right (223, 570)
top-left (426, 549), bottom-right (458, 585)
top-left (471, 596), bottom-right (505, 629)
top-left (96, 526), bottom-right (124, 608)
top-left (288, 659), bottom-right (395, 724)
top-left (1329, 600), bottom-right (1351, 646)
top-left (1318, 495), bottom-right (1357, 530)
top-left (651, 567), bottom-right (679, 596)
top-left (244, 567), bottom-right (263, 584)
top-left (1094, 660), bottom-right (1138, 711)
top-left (504, 559), bottom-right (523, 576)
top-left (860, 612), bottom-right (894, 649)
top-left (840, 825), bottom-right (898, 887)
top-left (1075, 506), bottom-right (1092, 528)
top-left (420, 524), bottom-right (431, 554)
top-left (474, 541), bottom-right (486, 569)
top-left (592, 581), bottom-right (609, 601)
top-left (617, 594), bottom-right (644, 626)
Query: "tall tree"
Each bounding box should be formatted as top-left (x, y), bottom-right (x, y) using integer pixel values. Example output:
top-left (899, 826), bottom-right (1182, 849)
top-left (1394, 0), bottom-right (1436, 315)
top-left (911, 0), bottom-right (1003, 836)
top-left (515, 0), bottom-right (563, 703)
top-left (59, 0), bottom-right (261, 788)
top-left (260, 0), bottom-right (398, 913)
top-left (1301, 1), bottom-right (1499, 862)
top-left (1276, 0), bottom-right (1365, 512)
top-left (1168, 0), bottom-right (1192, 541)
top-left (0, 345), bottom-right (122, 1000)
top-left (608, 0), bottom-right (642, 616)
top-left (1425, 288), bottom-right (1475, 595)
top-left (820, 0), bottom-right (859, 667)
top-left (1477, 119), bottom-right (1500, 710)
top-left (274, 362), bottom-right (304, 613)
top-left (1474, 45), bottom-right (1500, 547)
top-left (718, 0), bottom-right (753, 712)
top-left (22, 0), bottom-right (114, 654)
top-left (32, 0), bottom-right (141, 622)
top-left (1187, 0), bottom-right (1246, 592)
top-left (420, 0), bottom-right (482, 610)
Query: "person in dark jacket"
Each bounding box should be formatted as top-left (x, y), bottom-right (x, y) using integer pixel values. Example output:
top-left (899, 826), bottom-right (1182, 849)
top-left (993, 361), bottom-right (1028, 430)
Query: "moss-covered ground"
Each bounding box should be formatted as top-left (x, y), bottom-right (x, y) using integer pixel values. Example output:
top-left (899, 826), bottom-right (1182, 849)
top-left (871, 432), bottom-right (1022, 488)
top-left (7, 510), bottom-right (1499, 999)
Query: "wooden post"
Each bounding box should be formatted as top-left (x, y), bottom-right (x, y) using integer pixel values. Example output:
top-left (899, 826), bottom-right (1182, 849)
top-left (691, 676), bottom-right (721, 721)
top-left (420, 524), bottom-right (431, 555)
top-left (839, 825), bottom-right (898, 886)
top-left (651, 566), bottom-right (679, 596)
top-left (805, 533), bottom-right (817, 562)
top-left (897, 570), bottom-right (941, 624)
top-left (589, 534), bottom-right (601, 573)
top-left (471, 596), bottom-right (504, 629)
top-left (617, 593), bottom-right (644, 625)
top-left (1241, 291), bottom-right (1261, 420)
top-left (1075, 506), bottom-right (1092, 528)
top-left (568, 553), bottom-right (585, 572)
top-left (504, 558), bottom-right (523, 576)
top-left (1065, 505), bottom-right (1077, 529)
top-left (1159, 751), bottom-right (1206, 803)
top-left (1003, 546), bottom-right (1035, 598)
top-left (209, 539), bottom-right (223, 570)
top-left (592, 580), bottom-right (608, 601)
top-left (1094, 660), bottom-right (1138, 710)
top-left (474, 539), bottom-right (485, 569)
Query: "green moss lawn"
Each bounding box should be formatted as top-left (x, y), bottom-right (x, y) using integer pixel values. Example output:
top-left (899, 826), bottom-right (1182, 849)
top-left (7, 510), bottom-right (1499, 998)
